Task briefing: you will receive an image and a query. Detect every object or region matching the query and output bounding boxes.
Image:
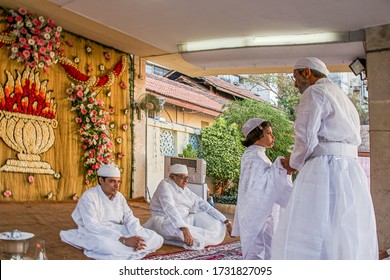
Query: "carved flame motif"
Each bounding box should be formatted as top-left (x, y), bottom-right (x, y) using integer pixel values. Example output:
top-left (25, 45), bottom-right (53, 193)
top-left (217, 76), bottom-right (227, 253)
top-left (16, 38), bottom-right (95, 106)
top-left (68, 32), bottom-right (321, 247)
top-left (0, 67), bottom-right (57, 175)
top-left (0, 67), bottom-right (57, 119)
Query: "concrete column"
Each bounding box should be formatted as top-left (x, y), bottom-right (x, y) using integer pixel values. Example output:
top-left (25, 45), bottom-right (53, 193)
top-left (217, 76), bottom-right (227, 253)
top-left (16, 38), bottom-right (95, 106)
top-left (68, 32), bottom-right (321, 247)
top-left (365, 23), bottom-right (390, 252)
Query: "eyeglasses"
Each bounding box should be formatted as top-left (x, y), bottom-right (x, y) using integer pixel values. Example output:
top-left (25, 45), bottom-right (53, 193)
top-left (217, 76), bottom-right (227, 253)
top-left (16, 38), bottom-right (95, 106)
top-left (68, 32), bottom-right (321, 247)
top-left (175, 174), bottom-right (190, 181)
top-left (291, 69), bottom-right (305, 82)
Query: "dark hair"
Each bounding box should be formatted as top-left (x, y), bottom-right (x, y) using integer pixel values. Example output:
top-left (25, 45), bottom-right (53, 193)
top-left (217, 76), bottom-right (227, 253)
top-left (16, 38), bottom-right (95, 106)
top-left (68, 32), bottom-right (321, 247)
top-left (241, 121), bottom-right (272, 147)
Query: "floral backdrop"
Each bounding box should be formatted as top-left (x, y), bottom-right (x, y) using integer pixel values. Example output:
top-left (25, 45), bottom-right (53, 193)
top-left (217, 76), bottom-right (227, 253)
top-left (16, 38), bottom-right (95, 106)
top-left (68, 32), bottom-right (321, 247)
top-left (0, 7), bottom-right (135, 201)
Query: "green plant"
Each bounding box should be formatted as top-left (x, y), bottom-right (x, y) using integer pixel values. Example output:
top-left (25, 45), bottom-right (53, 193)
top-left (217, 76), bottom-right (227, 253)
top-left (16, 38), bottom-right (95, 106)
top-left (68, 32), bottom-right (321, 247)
top-left (181, 144), bottom-right (198, 158)
top-left (220, 99), bottom-right (294, 162)
top-left (200, 118), bottom-right (245, 194)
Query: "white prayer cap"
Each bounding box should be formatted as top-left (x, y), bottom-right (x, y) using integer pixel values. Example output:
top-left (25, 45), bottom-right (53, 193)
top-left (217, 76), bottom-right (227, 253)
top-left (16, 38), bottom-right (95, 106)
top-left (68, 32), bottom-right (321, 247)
top-left (169, 164), bottom-right (188, 174)
top-left (242, 118), bottom-right (264, 138)
top-left (97, 164), bottom-right (121, 177)
top-left (293, 57), bottom-right (329, 76)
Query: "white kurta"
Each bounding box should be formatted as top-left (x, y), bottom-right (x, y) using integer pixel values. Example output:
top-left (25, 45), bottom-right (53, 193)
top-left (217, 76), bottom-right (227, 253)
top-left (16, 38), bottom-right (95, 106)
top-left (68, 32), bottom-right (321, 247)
top-left (60, 185), bottom-right (163, 260)
top-left (231, 145), bottom-right (293, 259)
top-left (271, 78), bottom-right (378, 260)
top-left (143, 178), bottom-right (227, 250)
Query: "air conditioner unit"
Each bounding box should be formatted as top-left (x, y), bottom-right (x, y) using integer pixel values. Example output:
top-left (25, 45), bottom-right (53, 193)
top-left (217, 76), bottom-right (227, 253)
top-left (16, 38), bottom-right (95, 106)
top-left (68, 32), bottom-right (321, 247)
top-left (164, 156), bottom-right (206, 184)
top-left (164, 156), bottom-right (208, 200)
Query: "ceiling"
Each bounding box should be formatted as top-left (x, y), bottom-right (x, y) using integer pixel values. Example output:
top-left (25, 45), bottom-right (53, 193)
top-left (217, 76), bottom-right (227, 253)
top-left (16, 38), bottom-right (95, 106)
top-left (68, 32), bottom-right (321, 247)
top-left (1, 0), bottom-right (390, 77)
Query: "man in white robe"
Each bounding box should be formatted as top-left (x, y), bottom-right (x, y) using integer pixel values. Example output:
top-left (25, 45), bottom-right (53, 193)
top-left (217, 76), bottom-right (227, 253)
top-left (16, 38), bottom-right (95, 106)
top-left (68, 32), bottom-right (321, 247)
top-left (271, 57), bottom-right (378, 260)
top-left (60, 164), bottom-right (163, 260)
top-left (232, 118), bottom-right (293, 260)
top-left (143, 164), bottom-right (232, 250)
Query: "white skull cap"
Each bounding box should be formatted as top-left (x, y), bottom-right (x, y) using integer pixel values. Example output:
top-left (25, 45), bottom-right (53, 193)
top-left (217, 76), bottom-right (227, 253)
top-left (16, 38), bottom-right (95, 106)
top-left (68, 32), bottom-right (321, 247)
top-left (242, 118), bottom-right (265, 138)
top-left (169, 164), bottom-right (188, 174)
top-left (97, 164), bottom-right (121, 177)
top-left (294, 57), bottom-right (329, 76)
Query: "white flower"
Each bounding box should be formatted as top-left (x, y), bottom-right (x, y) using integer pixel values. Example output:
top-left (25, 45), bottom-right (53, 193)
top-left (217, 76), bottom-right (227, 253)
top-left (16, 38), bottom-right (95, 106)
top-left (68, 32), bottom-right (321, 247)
top-left (56, 26), bottom-right (62, 32)
top-left (25, 21), bottom-right (33, 28)
top-left (11, 47), bottom-right (18, 53)
top-left (28, 39), bottom-right (35, 45)
top-left (38, 62), bottom-right (45, 68)
top-left (44, 33), bottom-right (51, 40)
top-left (39, 16), bottom-right (45, 22)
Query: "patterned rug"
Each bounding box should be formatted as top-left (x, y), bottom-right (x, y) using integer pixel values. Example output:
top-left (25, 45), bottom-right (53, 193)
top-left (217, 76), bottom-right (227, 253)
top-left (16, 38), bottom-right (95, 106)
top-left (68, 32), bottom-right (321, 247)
top-left (144, 241), bottom-right (242, 260)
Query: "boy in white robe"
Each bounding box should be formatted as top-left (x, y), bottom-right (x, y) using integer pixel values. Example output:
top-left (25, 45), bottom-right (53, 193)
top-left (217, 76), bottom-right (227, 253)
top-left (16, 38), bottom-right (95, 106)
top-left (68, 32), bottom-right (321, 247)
top-left (231, 118), bottom-right (293, 259)
top-left (272, 57), bottom-right (378, 260)
top-left (60, 164), bottom-right (163, 260)
top-left (143, 164), bottom-right (233, 250)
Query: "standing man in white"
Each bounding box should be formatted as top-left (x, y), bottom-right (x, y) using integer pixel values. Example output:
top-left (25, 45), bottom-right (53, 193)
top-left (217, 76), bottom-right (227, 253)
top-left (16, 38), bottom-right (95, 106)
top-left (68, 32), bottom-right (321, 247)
top-left (272, 57), bottom-right (378, 259)
top-left (60, 164), bottom-right (163, 259)
top-left (144, 164), bottom-right (232, 250)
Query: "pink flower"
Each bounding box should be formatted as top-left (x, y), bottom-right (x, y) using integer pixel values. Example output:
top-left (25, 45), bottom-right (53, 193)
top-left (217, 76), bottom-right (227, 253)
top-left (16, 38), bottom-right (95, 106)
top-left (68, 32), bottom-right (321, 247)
top-left (75, 85), bottom-right (83, 91)
top-left (18, 8), bottom-right (27, 15)
top-left (117, 153), bottom-right (123, 159)
top-left (104, 52), bottom-right (111, 60)
top-left (81, 108), bottom-right (87, 115)
top-left (66, 40), bottom-right (73, 46)
top-left (3, 190), bottom-right (12, 198)
top-left (47, 19), bottom-right (55, 27)
top-left (120, 82), bottom-right (126, 89)
top-left (76, 91), bottom-right (83, 98)
top-left (28, 175), bottom-right (34, 183)
top-left (72, 194), bottom-right (78, 201)
top-left (87, 170), bottom-right (93, 175)
top-left (122, 124), bottom-right (128, 131)
top-left (23, 50), bottom-right (30, 58)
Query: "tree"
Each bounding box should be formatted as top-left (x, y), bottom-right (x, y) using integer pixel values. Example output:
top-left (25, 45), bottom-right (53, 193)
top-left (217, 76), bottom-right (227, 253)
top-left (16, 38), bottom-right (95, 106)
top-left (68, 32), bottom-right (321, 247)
top-left (348, 90), bottom-right (369, 125)
top-left (200, 118), bottom-right (245, 195)
top-left (220, 99), bottom-right (294, 162)
top-left (245, 73), bottom-right (300, 121)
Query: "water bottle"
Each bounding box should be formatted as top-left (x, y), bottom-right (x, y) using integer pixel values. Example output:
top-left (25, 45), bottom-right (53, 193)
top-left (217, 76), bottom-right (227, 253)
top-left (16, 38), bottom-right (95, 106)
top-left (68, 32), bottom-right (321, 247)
top-left (33, 240), bottom-right (48, 260)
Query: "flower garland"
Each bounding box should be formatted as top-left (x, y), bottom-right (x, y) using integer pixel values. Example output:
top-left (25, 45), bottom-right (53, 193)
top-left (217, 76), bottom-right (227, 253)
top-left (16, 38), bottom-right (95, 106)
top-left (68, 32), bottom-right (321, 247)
top-left (66, 83), bottom-right (114, 185)
top-left (59, 55), bottom-right (129, 89)
top-left (5, 8), bottom-right (63, 72)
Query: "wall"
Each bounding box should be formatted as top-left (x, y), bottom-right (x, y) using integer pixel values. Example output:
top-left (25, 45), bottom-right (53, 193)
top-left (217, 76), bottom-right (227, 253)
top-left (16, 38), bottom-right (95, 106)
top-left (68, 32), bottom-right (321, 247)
top-left (0, 8), bottom-right (135, 201)
top-left (366, 23), bottom-right (390, 251)
top-left (161, 103), bottom-right (216, 128)
top-left (146, 118), bottom-right (203, 199)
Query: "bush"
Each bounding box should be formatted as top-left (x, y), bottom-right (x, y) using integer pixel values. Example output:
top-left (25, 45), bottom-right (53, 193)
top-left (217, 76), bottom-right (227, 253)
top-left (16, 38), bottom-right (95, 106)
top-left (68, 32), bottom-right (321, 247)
top-left (201, 100), bottom-right (294, 199)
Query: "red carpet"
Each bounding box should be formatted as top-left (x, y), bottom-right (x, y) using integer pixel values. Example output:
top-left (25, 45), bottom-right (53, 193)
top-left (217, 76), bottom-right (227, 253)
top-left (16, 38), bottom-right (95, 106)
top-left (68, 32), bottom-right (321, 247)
top-left (144, 241), bottom-right (242, 260)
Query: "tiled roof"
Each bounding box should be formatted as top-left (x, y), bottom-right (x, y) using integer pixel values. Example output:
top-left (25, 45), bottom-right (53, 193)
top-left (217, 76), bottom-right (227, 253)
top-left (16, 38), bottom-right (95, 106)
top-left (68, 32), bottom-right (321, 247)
top-left (204, 76), bottom-right (265, 101)
top-left (146, 73), bottom-right (225, 114)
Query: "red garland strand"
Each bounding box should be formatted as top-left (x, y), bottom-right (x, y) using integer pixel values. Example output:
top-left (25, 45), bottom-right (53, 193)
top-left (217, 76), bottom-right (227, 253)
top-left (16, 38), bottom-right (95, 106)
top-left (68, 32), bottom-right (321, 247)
top-left (58, 56), bottom-right (128, 89)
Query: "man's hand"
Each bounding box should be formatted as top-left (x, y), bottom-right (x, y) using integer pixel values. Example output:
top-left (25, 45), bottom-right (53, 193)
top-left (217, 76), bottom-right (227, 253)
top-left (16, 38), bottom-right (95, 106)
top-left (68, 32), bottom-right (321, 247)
top-left (120, 236), bottom-right (146, 250)
top-left (281, 156), bottom-right (297, 175)
top-left (180, 227), bottom-right (194, 246)
top-left (224, 219), bottom-right (233, 237)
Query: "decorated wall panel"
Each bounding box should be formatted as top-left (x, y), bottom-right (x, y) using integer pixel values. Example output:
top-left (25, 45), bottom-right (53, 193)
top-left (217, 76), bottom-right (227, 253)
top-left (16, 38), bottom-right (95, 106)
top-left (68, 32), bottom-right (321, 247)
top-left (0, 7), bottom-right (134, 201)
